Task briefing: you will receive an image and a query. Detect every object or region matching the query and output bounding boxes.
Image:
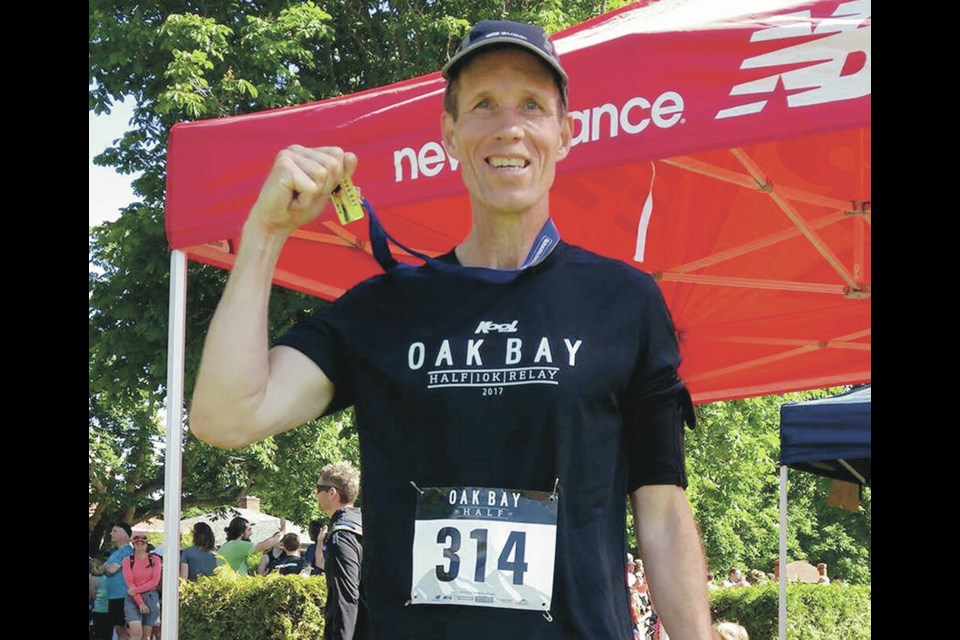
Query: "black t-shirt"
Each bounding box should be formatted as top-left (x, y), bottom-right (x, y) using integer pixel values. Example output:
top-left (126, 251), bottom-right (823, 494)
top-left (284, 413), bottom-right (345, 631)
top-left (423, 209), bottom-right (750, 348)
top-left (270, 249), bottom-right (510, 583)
top-left (275, 241), bottom-right (693, 640)
top-left (272, 553), bottom-right (309, 575)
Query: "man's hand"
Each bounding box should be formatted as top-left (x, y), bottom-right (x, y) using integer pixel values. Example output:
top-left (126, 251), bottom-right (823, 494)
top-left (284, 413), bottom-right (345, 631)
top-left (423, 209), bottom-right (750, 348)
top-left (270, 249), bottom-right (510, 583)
top-left (247, 145), bottom-right (358, 237)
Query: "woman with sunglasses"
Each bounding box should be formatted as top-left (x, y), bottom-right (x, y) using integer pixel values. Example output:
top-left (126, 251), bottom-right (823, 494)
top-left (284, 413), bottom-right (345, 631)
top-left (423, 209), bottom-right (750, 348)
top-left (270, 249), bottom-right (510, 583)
top-left (121, 534), bottom-right (162, 640)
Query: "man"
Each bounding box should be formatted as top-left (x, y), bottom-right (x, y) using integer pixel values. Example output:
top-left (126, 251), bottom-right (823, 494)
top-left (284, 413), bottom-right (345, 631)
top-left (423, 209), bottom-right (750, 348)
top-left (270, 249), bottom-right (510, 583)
top-left (190, 18), bottom-right (713, 639)
top-left (218, 516), bottom-right (284, 575)
top-left (256, 538), bottom-right (287, 576)
top-left (304, 519), bottom-right (327, 576)
top-left (101, 522), bottom-right (134, 640)
top-left (270, 533), bottom-right (313, 576)
top-left (314, 462), bottom-right (367, 639)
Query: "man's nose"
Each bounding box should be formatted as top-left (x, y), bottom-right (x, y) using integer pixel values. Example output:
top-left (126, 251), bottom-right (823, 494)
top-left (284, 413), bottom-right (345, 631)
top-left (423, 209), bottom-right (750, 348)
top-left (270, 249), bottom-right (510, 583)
top-left (493, 107), bottom-right (526, 139)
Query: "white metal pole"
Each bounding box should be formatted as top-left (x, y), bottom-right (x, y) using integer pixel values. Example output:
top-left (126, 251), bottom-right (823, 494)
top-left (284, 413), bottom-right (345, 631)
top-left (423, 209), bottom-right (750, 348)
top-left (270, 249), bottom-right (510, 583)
top-left (161, 249), bottom-right (188, 640)
top-left (778, 464), bottom-right (788, 640)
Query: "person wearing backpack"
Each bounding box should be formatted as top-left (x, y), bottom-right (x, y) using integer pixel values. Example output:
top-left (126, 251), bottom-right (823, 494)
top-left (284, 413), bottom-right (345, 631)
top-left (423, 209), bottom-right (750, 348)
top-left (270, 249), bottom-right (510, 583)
top-left (316, 461), bottom-right (370, 640)
top-left (121, 534), bottom-right (162, 640)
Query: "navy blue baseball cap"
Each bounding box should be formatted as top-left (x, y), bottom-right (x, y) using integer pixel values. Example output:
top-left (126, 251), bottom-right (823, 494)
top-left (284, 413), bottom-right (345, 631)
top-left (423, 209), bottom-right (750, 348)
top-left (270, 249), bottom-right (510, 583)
top-left (442, 20), bottom-right (568, 102)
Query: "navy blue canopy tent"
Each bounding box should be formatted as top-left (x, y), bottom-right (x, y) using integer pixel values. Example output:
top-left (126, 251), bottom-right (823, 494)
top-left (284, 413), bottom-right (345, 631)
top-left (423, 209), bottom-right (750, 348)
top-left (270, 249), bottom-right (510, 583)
top-left (775, 385), bottom-right (871, 640)
top-left (780, 384), bottom-right (871, 486)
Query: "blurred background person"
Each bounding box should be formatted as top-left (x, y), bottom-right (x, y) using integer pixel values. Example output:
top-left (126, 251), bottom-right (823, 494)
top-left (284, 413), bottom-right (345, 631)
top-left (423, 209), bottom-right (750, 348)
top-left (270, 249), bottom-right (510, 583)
top-left (713, 621), bottom-right (749, 640)
top-left (90, 555), bottom-right (113, 640)
top-left (304, 519), bottom-right (327, 576)
top-left (816, 563), bottom-right (831, 585)
top-left (101, 522), bottom-right (134, 640)
top-left (257, 538), bottom-right (287, 576)
top-left (722, 567), bottom-right (749, 587)
top-left (706, 571), bottom-right (720, 591)
top-left (122, 534), bottom-right (162, 640)
top-left (271, 533), bottom-right (312, 575)
top-left (219, 516), bottom-right (283, 575)
top-left (180, 522), bottom-right (218, 581)
top-left (746, 569), bottom-right (768, 586)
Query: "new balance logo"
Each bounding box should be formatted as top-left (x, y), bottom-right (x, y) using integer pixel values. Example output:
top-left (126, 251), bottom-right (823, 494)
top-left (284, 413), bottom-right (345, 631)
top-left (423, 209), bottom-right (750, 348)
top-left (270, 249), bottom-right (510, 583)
top-left (475, 320), bottom-right (519, 334)
top-left (716, 1), bottom-right (870, 119)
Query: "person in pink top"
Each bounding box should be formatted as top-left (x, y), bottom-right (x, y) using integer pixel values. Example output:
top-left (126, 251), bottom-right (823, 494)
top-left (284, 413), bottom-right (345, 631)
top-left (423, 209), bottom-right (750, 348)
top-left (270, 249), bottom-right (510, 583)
top-left (121, 533), bottom-right (162, 640)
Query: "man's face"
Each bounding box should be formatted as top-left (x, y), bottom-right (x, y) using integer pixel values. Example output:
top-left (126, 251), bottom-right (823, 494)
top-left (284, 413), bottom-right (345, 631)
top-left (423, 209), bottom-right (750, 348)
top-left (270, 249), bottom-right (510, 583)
top-left (316, 479), bottom-right (335, 513)
top-left (242, 521), bottom-right (254, 541)
top-left (442, 48), bottom-right (571, 219)
top-left (110, 526), bottom-right (129, 548)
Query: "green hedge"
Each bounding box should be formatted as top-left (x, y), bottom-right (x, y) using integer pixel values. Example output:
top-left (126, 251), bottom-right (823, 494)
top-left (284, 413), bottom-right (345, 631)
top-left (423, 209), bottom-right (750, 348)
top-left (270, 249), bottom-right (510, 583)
top-left (709, 583), bottom-right (871, 640)
top-left (179, 575), bottom-right (869, 639)
top-left (179, 573), bottom-right (327, 640)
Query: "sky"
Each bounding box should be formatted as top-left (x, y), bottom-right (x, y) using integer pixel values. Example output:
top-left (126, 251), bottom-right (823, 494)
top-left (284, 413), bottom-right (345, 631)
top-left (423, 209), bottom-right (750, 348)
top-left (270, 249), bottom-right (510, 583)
top-left (89, 98), bottom-right (140, 228)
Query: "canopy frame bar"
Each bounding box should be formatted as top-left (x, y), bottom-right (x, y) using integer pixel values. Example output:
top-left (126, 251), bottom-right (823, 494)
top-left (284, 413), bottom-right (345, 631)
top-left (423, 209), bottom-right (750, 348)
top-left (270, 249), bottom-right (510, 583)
top-left (730, 147), bottom-right (860, 290)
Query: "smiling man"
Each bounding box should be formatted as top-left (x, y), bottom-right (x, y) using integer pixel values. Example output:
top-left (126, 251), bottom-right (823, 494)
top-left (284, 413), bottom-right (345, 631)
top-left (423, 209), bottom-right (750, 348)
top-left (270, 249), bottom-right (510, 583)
top-left (190, 19), bottom-right (712, 640)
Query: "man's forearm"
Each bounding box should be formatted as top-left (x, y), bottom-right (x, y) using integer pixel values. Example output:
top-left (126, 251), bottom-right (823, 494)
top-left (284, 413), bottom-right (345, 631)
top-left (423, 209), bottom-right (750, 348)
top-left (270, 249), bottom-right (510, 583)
top-left (631, 486), bottom-right (713, 640)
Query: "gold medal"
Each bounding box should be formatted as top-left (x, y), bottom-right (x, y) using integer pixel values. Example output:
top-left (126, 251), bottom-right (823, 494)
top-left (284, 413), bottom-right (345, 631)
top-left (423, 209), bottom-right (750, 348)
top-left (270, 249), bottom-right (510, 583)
top-left (330, 173), bottom-right (365, 225)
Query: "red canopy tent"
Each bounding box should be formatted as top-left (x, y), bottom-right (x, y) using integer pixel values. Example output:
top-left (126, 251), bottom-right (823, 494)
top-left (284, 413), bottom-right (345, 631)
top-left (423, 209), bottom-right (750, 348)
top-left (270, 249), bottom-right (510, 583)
top-left (165, 0), bottom-right (870, 404)
top-left (158, 1), bottom-right (869, 636)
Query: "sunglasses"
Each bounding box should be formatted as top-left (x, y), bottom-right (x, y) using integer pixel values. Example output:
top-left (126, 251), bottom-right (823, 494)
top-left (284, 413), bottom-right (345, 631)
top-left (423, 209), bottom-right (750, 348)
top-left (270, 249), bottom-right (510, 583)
top-left (132, 538), bottom-right (148, 544)
top-left (316, 484), bottom-right (334, 492)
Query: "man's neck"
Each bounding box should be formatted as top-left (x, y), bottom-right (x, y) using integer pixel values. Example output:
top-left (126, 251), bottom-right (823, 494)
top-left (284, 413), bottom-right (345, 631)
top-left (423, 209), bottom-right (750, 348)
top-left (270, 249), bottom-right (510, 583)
top-left (326, 502), bottom-right (353, 518)
top-left (456, 207), bottom-right (550, 270)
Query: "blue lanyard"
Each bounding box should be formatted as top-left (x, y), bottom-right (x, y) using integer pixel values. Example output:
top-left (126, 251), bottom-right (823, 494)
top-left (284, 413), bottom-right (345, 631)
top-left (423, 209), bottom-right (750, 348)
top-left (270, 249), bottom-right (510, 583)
top-left (363, 198), bottom-right (560, 284)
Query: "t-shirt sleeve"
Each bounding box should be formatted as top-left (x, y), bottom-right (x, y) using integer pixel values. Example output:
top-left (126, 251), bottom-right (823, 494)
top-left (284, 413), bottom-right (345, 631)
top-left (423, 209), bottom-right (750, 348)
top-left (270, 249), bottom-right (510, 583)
top-left (620, 273), bottom-right (696, 493)
top-left (273, 302), bottom-right (356, 416)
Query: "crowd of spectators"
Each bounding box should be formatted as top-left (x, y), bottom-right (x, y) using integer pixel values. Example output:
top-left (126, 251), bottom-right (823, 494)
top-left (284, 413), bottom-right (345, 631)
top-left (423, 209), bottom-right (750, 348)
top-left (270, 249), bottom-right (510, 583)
top-left (624, 555), bottom-right (845, 640)
top-left (90, 517), bottom-right (327, 639)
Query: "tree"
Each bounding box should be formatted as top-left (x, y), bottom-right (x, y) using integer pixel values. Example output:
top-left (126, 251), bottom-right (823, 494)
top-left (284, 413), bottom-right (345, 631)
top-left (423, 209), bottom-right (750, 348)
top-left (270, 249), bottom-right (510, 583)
top-left (89, 0), bottom-right (631, 553)
top-left (683, 389), bottom-right (871, 584)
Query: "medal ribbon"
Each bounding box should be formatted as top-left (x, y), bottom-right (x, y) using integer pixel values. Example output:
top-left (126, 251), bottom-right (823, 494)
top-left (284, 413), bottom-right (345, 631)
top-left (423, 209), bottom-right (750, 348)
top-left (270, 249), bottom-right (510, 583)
top-left (363, 198), bottom-right (560, 283)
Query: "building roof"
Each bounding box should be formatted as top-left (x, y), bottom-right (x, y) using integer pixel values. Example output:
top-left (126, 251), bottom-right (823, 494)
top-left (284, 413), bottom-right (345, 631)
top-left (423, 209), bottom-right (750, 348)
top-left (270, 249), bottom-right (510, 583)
top-left (180, 507), bottom-right (309, 549)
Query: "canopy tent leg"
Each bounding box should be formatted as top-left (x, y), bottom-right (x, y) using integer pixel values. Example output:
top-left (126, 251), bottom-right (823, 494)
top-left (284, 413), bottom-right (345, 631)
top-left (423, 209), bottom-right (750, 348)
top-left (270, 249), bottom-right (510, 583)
top-left (160, 249), bottom-right (187, 640)
top-left (779, 464), bottom-right (788, 640)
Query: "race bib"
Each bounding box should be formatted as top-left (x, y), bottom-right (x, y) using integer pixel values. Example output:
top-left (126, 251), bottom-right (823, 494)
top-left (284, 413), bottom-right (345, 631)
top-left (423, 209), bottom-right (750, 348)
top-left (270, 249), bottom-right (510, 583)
top-left (410, 486), bottom-right (558, 612)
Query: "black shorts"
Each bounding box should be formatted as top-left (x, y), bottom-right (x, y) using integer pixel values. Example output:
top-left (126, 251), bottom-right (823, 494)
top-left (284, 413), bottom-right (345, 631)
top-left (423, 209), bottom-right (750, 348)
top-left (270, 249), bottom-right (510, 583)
top-left (107, 598), bottom-right (127, 627)
top-left (91, 612), bottom-right (114, 640)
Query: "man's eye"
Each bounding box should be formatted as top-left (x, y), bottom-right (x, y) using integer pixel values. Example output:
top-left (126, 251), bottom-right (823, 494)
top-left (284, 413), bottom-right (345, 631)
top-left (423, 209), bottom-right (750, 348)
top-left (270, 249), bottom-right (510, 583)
top-left (524, 100), bottom-right (543, 111)
top-left (473, 99), bottom-right (491, 109)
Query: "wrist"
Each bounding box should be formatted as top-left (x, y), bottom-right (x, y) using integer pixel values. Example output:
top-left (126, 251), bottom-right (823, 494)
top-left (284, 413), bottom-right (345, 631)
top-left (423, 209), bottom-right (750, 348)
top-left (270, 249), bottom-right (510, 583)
top-left (241, 218), bottom-right (292, 255)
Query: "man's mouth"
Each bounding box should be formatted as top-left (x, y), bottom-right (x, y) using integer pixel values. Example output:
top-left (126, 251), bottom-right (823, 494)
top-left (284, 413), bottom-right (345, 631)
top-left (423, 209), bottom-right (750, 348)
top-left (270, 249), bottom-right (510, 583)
top-left (487, 157), bottom-right (529, 169)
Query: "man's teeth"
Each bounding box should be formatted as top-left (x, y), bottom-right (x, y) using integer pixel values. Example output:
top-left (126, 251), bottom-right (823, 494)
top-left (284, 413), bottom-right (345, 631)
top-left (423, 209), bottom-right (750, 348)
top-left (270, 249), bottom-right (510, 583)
top-left (488, 158), bottom-right (527, 168)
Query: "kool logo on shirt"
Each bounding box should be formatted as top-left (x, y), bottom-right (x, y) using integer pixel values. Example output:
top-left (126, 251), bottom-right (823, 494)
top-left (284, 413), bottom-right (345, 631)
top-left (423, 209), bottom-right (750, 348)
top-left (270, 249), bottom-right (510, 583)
top-left (405, 320), bottom-right (584, 393)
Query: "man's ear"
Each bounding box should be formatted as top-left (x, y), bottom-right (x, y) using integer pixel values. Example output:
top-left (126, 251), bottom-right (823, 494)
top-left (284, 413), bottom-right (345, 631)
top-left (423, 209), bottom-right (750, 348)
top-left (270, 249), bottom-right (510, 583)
top-left (556, 114), bottom-right (573, 161)
top-left (441, 111), bottom-right (459, 161)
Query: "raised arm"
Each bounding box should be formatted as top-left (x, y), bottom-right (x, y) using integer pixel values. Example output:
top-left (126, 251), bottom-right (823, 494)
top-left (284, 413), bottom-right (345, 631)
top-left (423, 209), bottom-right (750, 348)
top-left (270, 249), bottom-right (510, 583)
top-left (254, 530), bottom-right (285, 555)
top-left (189, 146), bottom-right (357, 449)
top-left (313, 525), bottom-right (328, 572)
top-left (630, 484), bottom-right (713, 640)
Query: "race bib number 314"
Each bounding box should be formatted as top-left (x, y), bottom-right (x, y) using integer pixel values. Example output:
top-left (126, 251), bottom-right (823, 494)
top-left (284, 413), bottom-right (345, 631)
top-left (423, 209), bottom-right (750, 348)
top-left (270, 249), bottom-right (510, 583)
top-left (410, 486), bottom-right (558, 612)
